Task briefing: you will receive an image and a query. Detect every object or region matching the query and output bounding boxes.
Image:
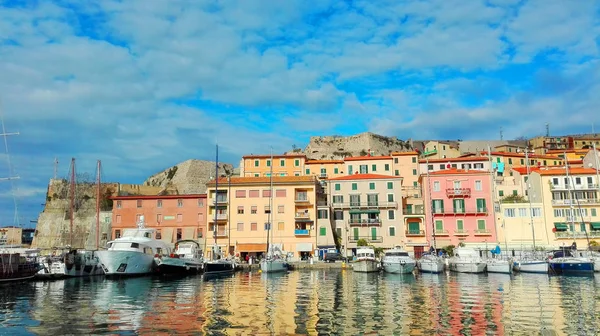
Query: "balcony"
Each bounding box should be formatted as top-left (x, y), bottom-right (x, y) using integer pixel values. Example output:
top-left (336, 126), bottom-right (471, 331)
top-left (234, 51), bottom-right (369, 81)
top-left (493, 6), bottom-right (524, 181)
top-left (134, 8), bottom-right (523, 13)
top-left (433, 230), bottom-right (449, 236)
top-left (405, 230), bottom-right (425, 236)
top-left (454, 229), bottom-right (470, 236)
top-left (294, 229), bottom-right (310, 236)
top-left (432, 208), bottom-right (488, 215)
top-left (403, 208), bottom-right (425, 216)
top-left (348, 218), bottom-right (382, 226)
top-left (317, 201), bottom-right (328, 207)
top-left (213, 231), bottom-right (228, 237)
top-left (295, 212), bottom-right (312, 221)
top-left (551, 184), bottom-right (599, 191)
top-left (348, 236), bottom-right (383, 243)
top-left (402, 187), bottom-right (422, 199)
top-left (210, 213), bottom-right (227, 221)
top-left (295, 194), bottom-right (310, 203)
top-left (555, 231), bottom-right (600, 239)
top-left (212, 196), bottom-right (228, 205)
top-left (474, 229), bottom-right (492, 236)
top-left (332, 201), bottom-right (397, 209)
top-left (422, 149), bottom-right (438, 157)
top-left (319, 173), bottom-right (328, 178)
top-left (552, 198), bottom-right (600, 206)
top-left (446, 188), bottom-right (471, 198)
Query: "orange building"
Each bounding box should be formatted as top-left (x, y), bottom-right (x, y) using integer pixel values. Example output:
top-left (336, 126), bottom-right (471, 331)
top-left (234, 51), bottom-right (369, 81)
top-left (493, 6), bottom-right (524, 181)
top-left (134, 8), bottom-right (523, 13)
top-left (305, 159), bottom-right (345, 179)
top-left (110, 194), bottom-right (207, 246)
top-left (239, 154), bottom-right (307, 177)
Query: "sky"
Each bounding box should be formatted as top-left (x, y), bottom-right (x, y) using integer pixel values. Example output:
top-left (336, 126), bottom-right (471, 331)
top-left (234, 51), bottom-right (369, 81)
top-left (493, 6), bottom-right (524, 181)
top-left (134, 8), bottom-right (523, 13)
top-left (1, 0), bottom-right (600, 227)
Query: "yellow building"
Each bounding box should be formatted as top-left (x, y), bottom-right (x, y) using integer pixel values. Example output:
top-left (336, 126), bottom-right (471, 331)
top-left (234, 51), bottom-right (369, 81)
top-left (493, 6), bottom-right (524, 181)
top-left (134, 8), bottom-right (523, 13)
top-left (497, 202), bottom-right (549, 249)
top-left (572, 137), bottom-right (600, 150)
top-left (305, 159), bottom-right (345, 179)
top-left (529, 135), bottom-right (573, 155)
top-left (239, 154), bottom-right (307, 177)
top-left (0, 227), bottom-right (22, 246)
top-left (529, 167), bottom-right (600, 247)
top-left (420, 141), bottom-right (461, 159)
top-left (205, 176), bottom-right (326, 260)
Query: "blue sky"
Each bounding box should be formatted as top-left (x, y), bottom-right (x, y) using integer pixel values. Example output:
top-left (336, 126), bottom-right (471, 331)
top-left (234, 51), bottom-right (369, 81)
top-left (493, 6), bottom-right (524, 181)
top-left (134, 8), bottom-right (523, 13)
top-left (1, 0), bottom-right (600, 227)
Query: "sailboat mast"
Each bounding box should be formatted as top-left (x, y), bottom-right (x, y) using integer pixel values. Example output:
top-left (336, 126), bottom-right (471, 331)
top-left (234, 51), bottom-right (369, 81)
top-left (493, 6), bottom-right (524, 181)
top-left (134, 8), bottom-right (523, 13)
top-left (524, 148), bottom-right (536, 250)
top-left (69, 158), bottom-right (76, 247)
top-left (0, 102), bottom-right (20, 226)
top-left (425, 157), bottom-right (436, 251)
top-left (594, 143), bottom-right (600, 194)
top-left (96, 160), bottom-right (101, 250)
top-left (213, 144), bottom-right (219, 260)
top-left (487, 145), bottom-right (499, 244)
top-left (564, 152), bottom-right (576, 244)
top-left (266, 149), bottom-right (274, 256)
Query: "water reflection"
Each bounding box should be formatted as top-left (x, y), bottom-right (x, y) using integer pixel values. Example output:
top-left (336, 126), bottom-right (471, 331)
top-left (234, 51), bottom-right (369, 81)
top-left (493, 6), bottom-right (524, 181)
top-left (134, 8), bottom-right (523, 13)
top-left (0, 272), bottom-right (599, 335)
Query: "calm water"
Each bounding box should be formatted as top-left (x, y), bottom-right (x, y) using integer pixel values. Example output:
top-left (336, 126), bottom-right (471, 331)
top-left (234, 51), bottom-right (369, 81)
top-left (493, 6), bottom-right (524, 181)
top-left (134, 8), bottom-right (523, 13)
top-left (1, 271), bottom-right (599, 335)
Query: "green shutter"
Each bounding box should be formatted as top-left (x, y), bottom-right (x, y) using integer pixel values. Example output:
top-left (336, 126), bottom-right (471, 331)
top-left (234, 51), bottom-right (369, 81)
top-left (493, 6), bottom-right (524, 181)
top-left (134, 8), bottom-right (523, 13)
top-left (267, 160), bottom-right (271, 167)
top-left (334, 168), bottom-right (339, 174)
top-left (457, 220), bottom-right (464, 230)
top-left (353, 227), bottom-right (359, 240)
top-left (335, 184), bottom-right (341, 191)
top-left (254, 160), bottom-right (259, 167)
top-left (371, 227), bottom-right (377, 240)
top-left (408, 222), bottom-right (420, 233)
top-left (477, 220), bottom-right (486, 230)
top-left (412, 169), bottom-right (417, 175)
top-left (512, 190), bottom-right (517, 196)
top-left (387, 194), bottom-right (394, 202)
top-left (348, 165), bottom-right (353, 174)
top-left (413, 181), bottom-right (418, 187)
top-left (372, 164), bottom-right (377, 172)
top-left (435, 220), bottom-right (443, 231)
top-left (395, 170), bottom-right (399, 176)
top-left (592, 209), bottom-right (597, 216)
top-left (499, 190), bottom-right (504, 197)
top-left (352, 183), bottom-right (357, 190)
top-left (476, 199), bottom-right (486, 212)
top-left (369, 182), bottom-right (375, 190)
top-left (412, 157), bottom-right (417, 163)
top-left (385, 164), bottom-right (390, 171)
top-left (387, 182), bottom-right (393, 189)
top-left (389, 227), bottom-right (395, 236)
top-left (305, 169), bottom-right (310, 174)
top-left (320, 227), bottom-right (326, 236)
top-left (294, 159), bottom-right (299, 167)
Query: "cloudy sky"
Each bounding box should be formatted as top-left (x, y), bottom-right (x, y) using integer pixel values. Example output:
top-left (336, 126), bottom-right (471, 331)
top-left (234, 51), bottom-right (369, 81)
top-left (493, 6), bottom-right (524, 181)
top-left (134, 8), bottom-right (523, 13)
top-left (1, 0), bottom-right (600, 226)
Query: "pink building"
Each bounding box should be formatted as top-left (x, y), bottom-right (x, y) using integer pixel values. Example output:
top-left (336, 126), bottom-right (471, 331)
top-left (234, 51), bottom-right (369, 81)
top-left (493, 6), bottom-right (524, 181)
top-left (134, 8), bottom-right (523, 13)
top-left (421, 169), bottom-right (497, 248)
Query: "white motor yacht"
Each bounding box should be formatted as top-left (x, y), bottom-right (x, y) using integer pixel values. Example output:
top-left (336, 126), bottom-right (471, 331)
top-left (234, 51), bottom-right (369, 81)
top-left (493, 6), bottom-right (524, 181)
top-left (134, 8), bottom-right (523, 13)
top-left (381, 247), bottom-right (416, 274)
top-left (96, 217), bottom-right (171, 276)
top-left (448, 247), bottom-right (486, 273)
top-left (352, 247), bottom-right (379, 273)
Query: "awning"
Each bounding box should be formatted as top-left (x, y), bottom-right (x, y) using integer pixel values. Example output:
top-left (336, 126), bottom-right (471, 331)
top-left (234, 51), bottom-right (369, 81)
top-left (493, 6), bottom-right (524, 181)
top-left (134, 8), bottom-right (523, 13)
top-left (590, 222), bottom-right (600, 230)
top-left (554, 222), bottom-right (568, 230)
top-left (349, 209), bottom-right (380, 214)
top-left (236, 243), bottom-right (267, 252)
top-left (296, 243), bottom-right (313, 252)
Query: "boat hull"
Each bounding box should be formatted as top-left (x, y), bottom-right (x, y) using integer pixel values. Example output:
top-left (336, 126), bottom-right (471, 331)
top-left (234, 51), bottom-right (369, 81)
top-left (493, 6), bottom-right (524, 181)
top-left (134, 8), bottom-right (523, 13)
top-left (353, 260), bottom-right (379, 273)
top-left (96, 250), bottom-right (155, 276)
top-left (417, 259), bottom-right (445, 273)
top-left (260, 260), bottom-right (288, 273)
top-left (549, 259), bottom-right (594, 275)
top-left (514, 260), bottom-right (548, 273)
top-left (382, 261), bottom-right (416, 274)
top-left (449, 262), bottom-right (486, 273)
top-left (204, 261), bottom-right (235, 275)
top-left (486, 260), bottom-right (512, 274)
top-left (155, 257), bottom-right (203, 275)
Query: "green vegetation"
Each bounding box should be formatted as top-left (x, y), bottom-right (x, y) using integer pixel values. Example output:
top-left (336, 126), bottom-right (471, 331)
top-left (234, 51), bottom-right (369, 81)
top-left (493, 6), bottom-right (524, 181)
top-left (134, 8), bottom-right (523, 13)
top-left (501, 194), bottom-right (527, 203)
top-left (166, 165), bottom-right (178, 180)
top-left (356, 239), bottom-right (368, 247)
top-left (443, 245), bottom-right (456, 256)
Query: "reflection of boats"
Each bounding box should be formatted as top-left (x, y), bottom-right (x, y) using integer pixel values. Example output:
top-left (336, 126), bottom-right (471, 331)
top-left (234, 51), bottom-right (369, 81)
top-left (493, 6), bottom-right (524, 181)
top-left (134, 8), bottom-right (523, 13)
top-left (155, 240), bottom-right (203, 275)
top-left (96, 216), bottom-right (171, 276)
top-left (381, 246), bottom-right (415, 274)
top-left (548, 247), bottom-right (594, 275)
top-left (448, 247), bottom-right (486, 273)
top-left (0, 248), bottom-right (40, 282)
top-left (352, 247), bottom-right (379, 273)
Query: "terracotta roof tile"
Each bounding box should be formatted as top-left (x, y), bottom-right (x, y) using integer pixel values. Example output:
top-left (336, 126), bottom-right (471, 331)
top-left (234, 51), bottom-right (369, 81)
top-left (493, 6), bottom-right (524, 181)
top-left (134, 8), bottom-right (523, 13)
top-left (111, 194), bottom-right (206, 200)
top-left (535, 167), bottom-right (598, 176)
top-left (344, 155), bottom-right (393, 161)
top-left (206, 175), bottom-right (317, 186)
top-left (479, 151), bottom-right (564, 160)
top-left (306, 159), bottom-right (344, 164)
top-left (424, 168), bottom-right (491, 176)
top-left (390, 151), bottom-right (419, 156)
top-left (327, 173), bottom-right (401, 181)
top-left (418, 157), bottom-right (489, 163)
top-left (242, 154), bottom-right (306, 159)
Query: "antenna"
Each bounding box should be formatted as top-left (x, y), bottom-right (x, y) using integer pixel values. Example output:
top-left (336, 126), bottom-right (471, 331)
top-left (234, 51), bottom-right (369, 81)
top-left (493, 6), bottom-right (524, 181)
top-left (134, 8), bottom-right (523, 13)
top-left (545, 123), bottom-right (550, 137)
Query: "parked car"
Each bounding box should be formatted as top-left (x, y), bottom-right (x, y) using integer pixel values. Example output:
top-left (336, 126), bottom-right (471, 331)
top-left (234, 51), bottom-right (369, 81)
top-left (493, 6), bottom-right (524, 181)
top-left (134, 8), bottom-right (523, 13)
top-left (324, 252), bottom-right (345, 263)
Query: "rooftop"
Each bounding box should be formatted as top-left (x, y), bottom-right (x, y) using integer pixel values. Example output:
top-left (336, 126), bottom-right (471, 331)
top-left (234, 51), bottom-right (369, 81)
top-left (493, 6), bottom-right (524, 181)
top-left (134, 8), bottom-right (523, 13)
top-left (424, 168), bottom-right (491, 176)
top-left (111, 194), bottom-right (206, 200)
top-left (419, 156), bottom-right (489, 164)
top-left (207, 175), bottom-right (317, 186)
top-left (344, 155), bottom-right (393, 161)
top-left (327, 173), bottom-right (402, 181)
top-left (243, 154), bottom-right (307, 159)
top-left (390, 151), bottom-right (419, 156)
top-left (534, 167), bottom-right (599, 176)
top-left (306, 159), bottom-right (344, 164)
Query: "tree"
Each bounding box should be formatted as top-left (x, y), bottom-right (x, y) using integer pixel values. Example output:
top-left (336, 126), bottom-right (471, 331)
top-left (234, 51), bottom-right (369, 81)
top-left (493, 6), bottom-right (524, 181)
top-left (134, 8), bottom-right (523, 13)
top-left (442, 245), bottom-right (455, 257)
top-left (501, 194), bottom-right (527, 203)
top-left (356, 239), bottom-right (368, 247)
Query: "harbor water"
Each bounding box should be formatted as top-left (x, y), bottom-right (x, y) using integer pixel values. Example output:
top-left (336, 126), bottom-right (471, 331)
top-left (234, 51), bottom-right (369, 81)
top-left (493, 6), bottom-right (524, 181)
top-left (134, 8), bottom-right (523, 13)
top-left (1, 270), bottom-right (599, 335)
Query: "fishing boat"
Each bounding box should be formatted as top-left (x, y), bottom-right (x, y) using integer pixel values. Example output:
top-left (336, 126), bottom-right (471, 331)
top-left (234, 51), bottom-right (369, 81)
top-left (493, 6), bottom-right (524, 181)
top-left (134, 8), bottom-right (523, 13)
top-left (155, 240), bottom-right (203, 275)
top-left (381, 246), bottom-right (415, 274)
top-left (352, 247), bottom-right (379, 273)
top-left (203, 144), bottom-right (235, 276)
top-left (0, 248), bottom-right (40, 282)
top-left (448, 247), bottom-right (486, 273)
top-left (486, 245), bottom-right (513, 274)
top-left (96, 216), bottom-right (171, 276)
top-left (260, 150), bottom-right (288, 274)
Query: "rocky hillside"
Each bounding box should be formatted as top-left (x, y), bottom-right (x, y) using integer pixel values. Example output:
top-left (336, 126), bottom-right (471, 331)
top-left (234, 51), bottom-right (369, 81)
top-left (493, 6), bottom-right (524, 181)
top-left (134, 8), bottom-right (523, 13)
top-left (288, 132), bottom-right (414, 160)
top-left (143, 159), bottom-right (234, 194)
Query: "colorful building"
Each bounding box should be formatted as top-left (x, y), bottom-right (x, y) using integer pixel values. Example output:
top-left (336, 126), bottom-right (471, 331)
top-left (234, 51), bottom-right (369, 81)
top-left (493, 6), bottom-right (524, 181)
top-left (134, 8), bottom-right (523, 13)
top-left (239, 154), bottom-right (307, 177)
top-left (111, 194), bottom-right (207, 246)
top-left (418, 156), bottom-right (490, 174)
top-left (305, 159), bottom-right (345, 179)
top-left (497, 202), bottom-right (548, 249)
top-left (420, 141), bottom-right (461, 159)
top-left (326, 174), bottom-right (406, 256)
top-left (528, 167), bottom-right (600, 247)
top-left (205, 176), bottom-right (325, 260)
top-left (421, 169), bottom-right (497, 248)
top-left (343, 155), bottom-right (394, 175)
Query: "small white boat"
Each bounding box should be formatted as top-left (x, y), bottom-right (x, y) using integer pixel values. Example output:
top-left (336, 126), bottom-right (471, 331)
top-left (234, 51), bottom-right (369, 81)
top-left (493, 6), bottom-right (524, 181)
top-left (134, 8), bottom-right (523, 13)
top-left (448, 247), bottom-right (486, 273)
top-left (381, 247), bottom-right (415, 274)
top-left (352, 247), bottom-right (379, 273)
top-left (260, 258), bottom-right (288, 273)
top-left (417, 253), bottom-right (445, 273)
top-left (486, 258), bottom-right (513, 274)
top-left (513, 252), bottom-right (548, 273)
top-left (155, 240), bottom-right (203, 275)
top-left (96, 216), bottom-right (172, 276)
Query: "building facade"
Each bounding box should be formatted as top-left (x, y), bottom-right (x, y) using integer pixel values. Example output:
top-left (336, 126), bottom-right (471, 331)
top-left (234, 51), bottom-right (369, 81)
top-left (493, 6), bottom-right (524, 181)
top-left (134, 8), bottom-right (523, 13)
top-left (305, 159), bottom-right (345, 179)
top-left (327, 174), bottom-right (405, 256)
top-left (343, 155), bottom-right (394, 176)
top-left (111, 194), bottom-right (207, 246)
top-left (420, 141), bottom-right (461, 159)
top-left (239, 154), bottom-right (307, 177)
top-left (205, 176), bottom-right (326, 261)
top-left (421, 169), bottom-right (497, 248)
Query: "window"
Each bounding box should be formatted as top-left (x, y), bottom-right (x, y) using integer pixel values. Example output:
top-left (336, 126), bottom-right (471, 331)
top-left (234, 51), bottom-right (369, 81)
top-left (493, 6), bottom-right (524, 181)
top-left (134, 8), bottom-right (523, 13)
top-left (155, 230), bottom-right (161, 239)
top-left (412, 157), bottom-right (417, 163)
top-left (427, 164), bottom-right (433, 171)
top-left (520, 159), bottom-right (524, 165)
top-left (369, 182), bottom-right (375, 190)
top-left (251, 222), bottom-right (257, 231)
top-left (334, 167), bottom-right (339, 174)
top-left (236, 190), bottom-right (246, 198)
top-left (137, 200), bottom-right (142, 208)
top-left (335, 183), bottom-right (341, 191)
top-left (388, 210), bottom-right (395, 220)
top-left (552, 178), bottom-right (559, 185)
top-left (394, 158), bottom-right (399, 164)
top-left (275, 189), bottom-right (286, 197)
top-left (237, 206), bottom-right (244, 214)
top-left (592, 209), bottom-right (597, 217)
top-left (413, 181), bottom-right (418, 187)
top-left (352, 183), bottom-right (358, 190)
top-left (435, 220), bottom-right (444, 232)
top-left (371, 164), bottom-right (377, 172)
top-left (518, 208), bottom-right (527, 217)
top-left (177, 199), bottom-right (183, 207)
top-left (115, 229), bottom-right (121, 238)
top-left (280, 159), bottom-right (285, 167)
top-left (389, 227), bottom-right (396, 236)
top-left (476, 199), bottom-right (486, 212)
top-left (453, 199), bottom-right (465, 213)
top-left (278, 222), bottom-right (284, 231)
top-left (317, 209), bottom-right (328, 219)
top-left (384, 164), bottom-right (390, 171)
top-left (386, 182), bottom-right (393, 189)
top-left (387, 194), bottom-right (394, 202)
top-left (412, 169), bottom-right (417, 175)
top-left (176, 229), bottom-right (182, 240)
top-left (477, 220), bottom-right (486, 231)
top-left (532, 208), bottom-right (541, 217)
top-left (237, 223), bottom-right (244, 231)
top-left (177, 214), bottom-right (182, 222)
top-left (575, 177), bottom-right (581, 185)
top-left (457, 219), bottom-right (464, 231)
top-left (348, 165), bottom-right (353, 175)
top-left (198, 199), bottom-right (204, 207)
top-left (278, 205), bottom-right (284, 214)
top-left (294, 159), bottom-right (300, 167)
top-left (333, 211), bottom-right (344, 220)
top-left (157, 200), bottom-right (162, 208)
top-left (116, 200), bottom-right (122, 209)
top-left (320, 227), bottom-right (326, 236)
top-left (395, 170), bottom-right (399, 176)
top-left (433, 181), bottom-right (440, 192)
top-left (254, 160), bottom-right (259, 167)
top-left (499, 190), bottom-right (504, 197)
top-left (249, 190), bottom-right (259, 198)
top-left (254, 174), bottom-right (259, 177)
top-left (512, 190), bottom-right (518, 196)
top-left (432, 200), bottom-right (444, 213)
top-left (504, 208), bottom-right (516, 217)
top-left (439, 164), bottom-right (446, 170)
top-left (136, 214), bottom-right (142, 223)
top-left (264, 205), bottom-right (271, 214)
top-left (508, 158), bottom-right (512, 164)
top-left (332, 195), bottom-right (344, 204)
top-left (336, 227), bottom-right (342, 238)
top-left (266, 160), bottom-right (271, 167)
top-left (475, 180), bottom-right (482, 191)
top-left (305, 168), bottom-right (310, 175)
top-left (262, 189), bottom-right (272, 198)
top-left (359, 165), bottom-right (368, 174)
top-left (251, 206), bottom-right (257, 214)
top-left (320, 168), bottom-right (326, 176)
top-left (116, 215), bottom-right (121, 224)
top-left (157, 214), bottom-right (162, 223)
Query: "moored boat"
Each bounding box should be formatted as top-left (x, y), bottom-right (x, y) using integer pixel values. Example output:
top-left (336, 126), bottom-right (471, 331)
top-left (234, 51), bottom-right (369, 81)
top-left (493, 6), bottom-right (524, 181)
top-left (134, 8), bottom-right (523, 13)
top-left (381, 246), bottom-right (415, 274)
top-left (417, 253), bottom-right (446, 273)
top-left (0, 248), bottom-right (40, 282)
top-left (448, 247), bottom-right (486, 273)
top-left (155, 240), bottom-right (203, 275)
top-left (548, 248), bottom-right (594, 275)
top-left (486, 258), bottom-right (513, 274)
top-left (352, 247), bottom-right (379, 273)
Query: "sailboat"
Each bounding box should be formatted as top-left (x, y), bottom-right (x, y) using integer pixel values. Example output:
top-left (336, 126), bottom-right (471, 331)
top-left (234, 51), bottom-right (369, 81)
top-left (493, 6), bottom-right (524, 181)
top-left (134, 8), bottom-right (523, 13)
top-left (260, 150), bottom-right (288, 273)
top-left (203, 144), bottom-right (235, 275)
top-left (548, 155), bottom-right (594, 275)
top-left (513, 148), bottom-right (549, 274)
top-left (417, 157), bottom-right (445, 273)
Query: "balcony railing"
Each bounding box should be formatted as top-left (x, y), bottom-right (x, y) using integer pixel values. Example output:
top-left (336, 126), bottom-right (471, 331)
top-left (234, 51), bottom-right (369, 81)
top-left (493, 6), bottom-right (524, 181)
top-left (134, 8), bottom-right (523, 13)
top-left (332, 201), bottom-right (397, 209)
top-left (454, 229), bottom-right (469, 236)
top-left (474, 229), bottom-right (492, 235)
top-left (446, 188), bottom-right (471, 197)
top-left (551, 184), bottom-right (599, 191)
top-left (432, 208), bottom-right (488, 215)
top-left (403, 208), bottom-right (425, 215)
top-left (319, 173), bottom-right (328, 178)
top-left (348, 218), bottom-right (382, 226)
top-left (405, 230), bottom-right (425, 236)
top-left (295, 194), bottom-right (310, 203)
top-left (213, 231), bottom-right (228, 237)
top-left (295, 212), bottom-right (311, 219)
top-left (211, 213), bottom-right (227, 221)
top-left (555, 231), bottom-right (600, 238)
top-left (552, 199), bottom-right (600, 206)
top-left (402, 187), bottom-right (422, 198)
top-left (294, 229), bottom-right (310, 236)
top-left (212, 196), bottom-right (228, 204)
top-left (433, 230), bottom-right (449, 236)
top-left (348, 236), bottom-right (384, 243)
